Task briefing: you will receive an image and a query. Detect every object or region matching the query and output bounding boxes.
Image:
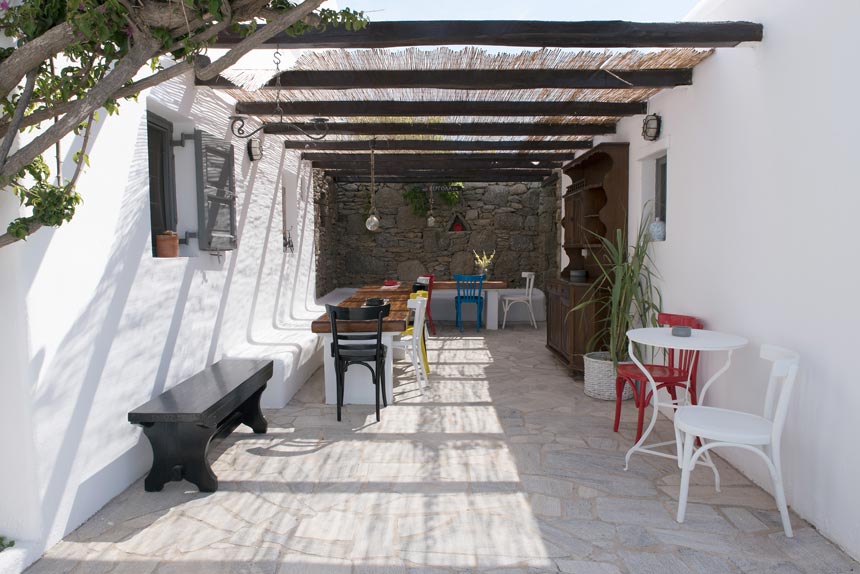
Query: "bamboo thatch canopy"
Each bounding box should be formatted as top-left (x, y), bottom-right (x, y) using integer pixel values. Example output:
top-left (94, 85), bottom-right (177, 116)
top-left (198, 20), bottom-right (755, 177)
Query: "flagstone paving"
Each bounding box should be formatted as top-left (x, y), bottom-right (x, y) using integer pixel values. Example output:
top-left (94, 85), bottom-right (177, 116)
top-left (25, 325), bottom-right (857, 573)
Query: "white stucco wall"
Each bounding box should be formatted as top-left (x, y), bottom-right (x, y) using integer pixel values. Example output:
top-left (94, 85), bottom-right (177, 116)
top-left (595, 0), bottom-right (860, 560)
top-left (0, 71), bottom-right (323, 571)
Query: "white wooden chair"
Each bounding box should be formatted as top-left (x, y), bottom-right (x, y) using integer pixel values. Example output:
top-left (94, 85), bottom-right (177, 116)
top-left (501, 271), bottom-right (537, 328)
top-left (392, 296), bottom-right (430, 388)
top-left (674, 344), bottom-right (800, 536)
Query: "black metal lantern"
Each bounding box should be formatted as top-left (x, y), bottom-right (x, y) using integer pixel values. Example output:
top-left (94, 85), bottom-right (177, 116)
top-left (642, 114), bottom-right (662, 141)
top-left (247, 138), bottom-right (263, 161)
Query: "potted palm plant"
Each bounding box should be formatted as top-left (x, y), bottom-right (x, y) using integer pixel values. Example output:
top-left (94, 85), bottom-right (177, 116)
top-left (574, 211), bottom-right (662, 400)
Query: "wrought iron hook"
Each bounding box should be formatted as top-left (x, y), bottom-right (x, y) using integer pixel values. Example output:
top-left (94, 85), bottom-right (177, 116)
top-left (229, 116), bottom-right (329, 141)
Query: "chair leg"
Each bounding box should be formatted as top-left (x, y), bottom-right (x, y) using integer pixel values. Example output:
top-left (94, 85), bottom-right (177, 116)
top-left (374, 368), bottom-right (380, 422)
top-left (502, 301), bottom-right (509, 329)
top-left (380, 359), bottom-right (388, 408)
top-left (336, 362), bottom-right (344, 422)
top-left (676, 431), bottom-right (697, 523)
top-left (426, 308), bottom-right (436, 335)
top-left (613, 377), bottom-right (625, 433)
top-left (527, 302), bottom-right (537, 328)
top-left (476, 302), bottom-right (483, 332)
top-left (769, 448), bottom-right (793, 537)
top-left (456, 302), bottom-right (462, 332)
top-left (410, 342), bottom-right (422, 386)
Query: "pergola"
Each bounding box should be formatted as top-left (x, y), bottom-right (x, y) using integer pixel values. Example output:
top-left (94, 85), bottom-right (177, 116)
top-left (201, 20), bottom-right (762, 183)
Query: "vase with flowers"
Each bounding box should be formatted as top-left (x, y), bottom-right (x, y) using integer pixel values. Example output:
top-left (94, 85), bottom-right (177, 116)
top-left (474, 249), bottom-right (495, 277)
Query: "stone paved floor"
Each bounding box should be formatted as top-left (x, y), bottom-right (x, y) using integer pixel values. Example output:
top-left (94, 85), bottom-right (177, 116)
top-left (26, 325), bottom-right (858, 574)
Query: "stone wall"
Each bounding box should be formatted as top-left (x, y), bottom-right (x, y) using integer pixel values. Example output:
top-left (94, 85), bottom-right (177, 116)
top-left (313, 172), bottom-right (341, 298)
top-left (315, 175), bottom-right (560, 293)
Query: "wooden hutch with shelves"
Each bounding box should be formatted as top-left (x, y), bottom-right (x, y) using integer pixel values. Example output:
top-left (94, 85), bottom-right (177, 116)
top-left (546, 143), bottom-right (629, 372)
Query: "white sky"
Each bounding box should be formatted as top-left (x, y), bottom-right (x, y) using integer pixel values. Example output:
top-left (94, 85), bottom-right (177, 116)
top-left (231, 0), bottom-right (703, 71)
top-left (326, 0), bottom-right (702, 22)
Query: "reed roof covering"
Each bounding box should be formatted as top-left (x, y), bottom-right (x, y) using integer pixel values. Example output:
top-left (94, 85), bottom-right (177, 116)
top-left (220, 46), bottom-right (710, 152)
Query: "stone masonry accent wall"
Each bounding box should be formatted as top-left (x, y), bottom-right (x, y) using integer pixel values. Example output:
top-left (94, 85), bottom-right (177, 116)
top-left (313, 172), bottom-right (341, 298)
top-left (315, 175), bottom-right (560, 294)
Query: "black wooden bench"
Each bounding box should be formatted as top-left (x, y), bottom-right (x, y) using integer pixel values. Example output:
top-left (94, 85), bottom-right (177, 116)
top-left (128, 358), bottom-right (273, 492)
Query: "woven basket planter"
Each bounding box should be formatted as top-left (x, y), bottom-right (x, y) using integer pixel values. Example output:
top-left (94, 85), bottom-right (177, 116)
top-left (583, 352), bottom-right (634, 401)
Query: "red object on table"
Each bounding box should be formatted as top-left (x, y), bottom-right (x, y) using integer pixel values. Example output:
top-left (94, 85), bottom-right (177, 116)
top-left (383, 279), bottom-right (399, 286)
top-left (614, 313), bottom-right (704, 441)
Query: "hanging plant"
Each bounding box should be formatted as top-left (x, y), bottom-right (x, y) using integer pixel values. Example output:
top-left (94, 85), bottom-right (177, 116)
top-left (439, 182), bottom-right (462, 207)
top-left (403, 185), bottom-right (429, 217)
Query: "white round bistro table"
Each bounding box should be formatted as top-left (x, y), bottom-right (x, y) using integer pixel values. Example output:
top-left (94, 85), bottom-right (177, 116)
top-left (624, 327), bottom-right (748, 474)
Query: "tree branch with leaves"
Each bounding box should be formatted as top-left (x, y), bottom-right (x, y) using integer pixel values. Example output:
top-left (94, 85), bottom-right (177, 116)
top-left (0, 0), bottom-right (367, 248)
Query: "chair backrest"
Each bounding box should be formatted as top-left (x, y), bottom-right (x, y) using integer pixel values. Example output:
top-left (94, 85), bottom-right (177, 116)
top-left (658, 313), bottom-right (704, 381)
top-left (407, 296), bottom-right (427, 336)
top-left (759, 344), bottom-right (800, 442)
top-left (326, 303), bottom-right (391, 361)
top-left (454, 274), bottom-right (485, 300)
top-left (416, 274), bottom-right (434, 306)
top-left (522, 271), bottom-right (536, 302)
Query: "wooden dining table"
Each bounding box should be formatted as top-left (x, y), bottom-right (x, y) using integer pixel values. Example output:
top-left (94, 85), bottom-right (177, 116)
top-left (312, 283), bottom-right (413, 406)
top-left (310, 283), bottom-right (413, 334)
top-left (311, 279), bottom-right (508, 406)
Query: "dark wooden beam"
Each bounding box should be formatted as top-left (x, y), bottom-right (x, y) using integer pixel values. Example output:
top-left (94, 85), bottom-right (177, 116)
top-left (284, 139), bottom-right (593, 151)
top-left (264, 122), bottom-right (614, 136)
top-left (326, 167), bottom-right (551, 177)
top-left (203, 69), bottom-right (691, 90)
top-left (317, 159), bottom-right (561, 170)
top-left (235, 100), bottom-right (647, 117)
top-left (333, 173), bottom-right (550, 183)
top-left (213, 20), bottom-right (763, 49)
top-left (303, 152), bottom-right (576, 162)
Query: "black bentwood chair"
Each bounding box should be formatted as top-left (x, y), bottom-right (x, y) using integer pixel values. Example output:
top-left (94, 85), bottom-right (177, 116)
top-left (326, 303), bottom-right (391, 422)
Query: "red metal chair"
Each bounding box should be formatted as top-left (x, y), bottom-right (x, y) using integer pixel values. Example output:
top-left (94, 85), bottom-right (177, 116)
top-left (416, 274), bottom-right (436, 335)
top-left (614, 313), bottom-right (703, 441)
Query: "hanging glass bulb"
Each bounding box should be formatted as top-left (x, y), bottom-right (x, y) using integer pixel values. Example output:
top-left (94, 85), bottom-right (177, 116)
top-left (365, 213), bottom-right (380, 232)
top-left (426, 188), bottom-right (436, 227)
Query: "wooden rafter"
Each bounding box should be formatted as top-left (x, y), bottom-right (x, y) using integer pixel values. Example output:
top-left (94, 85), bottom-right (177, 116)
top-left (235, 100), bottom-right (647, 117)
top-left (212, 20), bottom-right (763, 49)
top-left (317, 159), bottom-right (561, 170)
top-left (264, 122), bottom-right (614, 136)
top-left (302, 152), bottom-right (577, 162)
top-left (201, 68), bottom-right (692, 90)
top-left (332, 173), bottom-right (552, 183)
top-left (284, 140), bottom-right (593, 151)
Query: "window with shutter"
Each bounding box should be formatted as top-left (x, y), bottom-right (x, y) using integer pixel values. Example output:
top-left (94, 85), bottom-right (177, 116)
top-left (194, 130), bottom-right (237, 251)
top-left (146, 113), bottom-right (178, 256)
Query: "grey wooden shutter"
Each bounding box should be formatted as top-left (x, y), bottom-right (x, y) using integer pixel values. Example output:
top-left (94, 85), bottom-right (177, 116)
top-left (194, 130), bottom-right (237, 251)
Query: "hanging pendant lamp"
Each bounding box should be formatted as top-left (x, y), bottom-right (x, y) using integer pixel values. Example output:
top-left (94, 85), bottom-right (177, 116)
top-left (365, 141), bottom-right (380, 232)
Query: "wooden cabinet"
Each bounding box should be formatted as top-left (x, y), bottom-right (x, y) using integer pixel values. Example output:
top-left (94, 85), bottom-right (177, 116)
top-left (546, 278), bottom-right (595, 372)
top-left (560, 143), bottom-right (628, 279)
top-left (547, 143), bottom-right (628, 372)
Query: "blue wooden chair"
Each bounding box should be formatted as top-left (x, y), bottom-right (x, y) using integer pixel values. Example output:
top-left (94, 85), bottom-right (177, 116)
top-left (454, 274), bottom-right (486, 332)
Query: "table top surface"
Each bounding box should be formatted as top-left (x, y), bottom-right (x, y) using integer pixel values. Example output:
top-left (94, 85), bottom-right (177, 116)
top-left (312, 284), bottom-right (412, 334)
top-left (627, 327), bottom-right (748, 351)
top-left (311, 279), bottom-right (508, 334)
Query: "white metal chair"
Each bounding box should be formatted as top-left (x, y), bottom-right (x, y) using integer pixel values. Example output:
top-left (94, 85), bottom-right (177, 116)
top-left (392, 296), bottom-right (430, 388)
top-left (501, 271), bottom-right (537, 329)
top-left (674, 344), bottom-right (800, 537)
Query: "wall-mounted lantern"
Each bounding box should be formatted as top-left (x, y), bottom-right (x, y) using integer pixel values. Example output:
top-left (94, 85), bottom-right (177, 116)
top-left (642, 114), bottom-right (662, 141)
top-left (247, 138), bottom-right (263, 161)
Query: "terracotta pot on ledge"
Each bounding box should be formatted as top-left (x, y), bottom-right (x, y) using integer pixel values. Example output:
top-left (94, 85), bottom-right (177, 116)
top-left (155, 231), bottom-right (179, 257)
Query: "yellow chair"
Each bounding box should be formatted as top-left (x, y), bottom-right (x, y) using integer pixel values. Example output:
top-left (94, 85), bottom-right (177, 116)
top-left (408, 291), bottom-right (431, 376)
top-left (392, 292), bottom-right (430, 386)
